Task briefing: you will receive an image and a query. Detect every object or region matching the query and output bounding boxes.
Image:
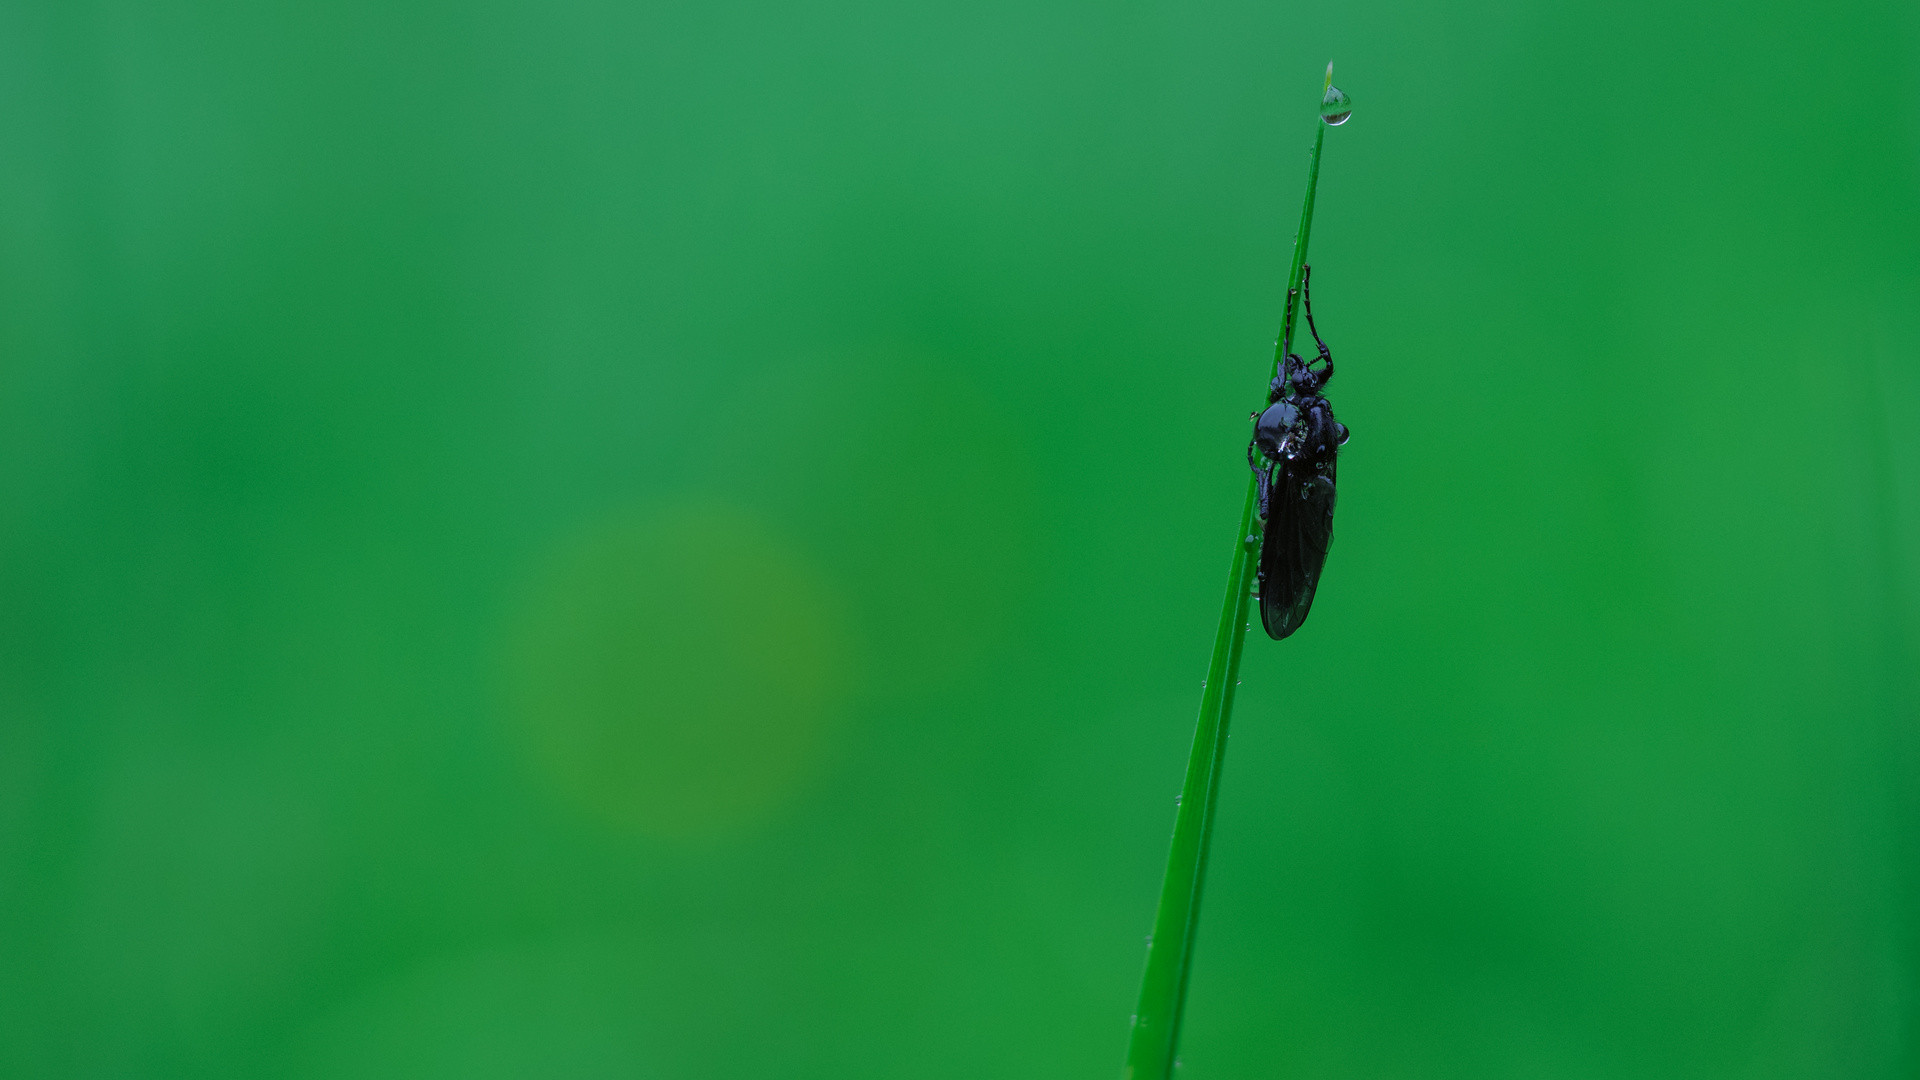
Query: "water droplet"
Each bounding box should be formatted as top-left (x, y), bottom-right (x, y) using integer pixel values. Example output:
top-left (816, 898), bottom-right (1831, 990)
top-left (1321, 84), bottom-right (1352, 126)
top-left (1335, 422), bottom-right (1351, 445)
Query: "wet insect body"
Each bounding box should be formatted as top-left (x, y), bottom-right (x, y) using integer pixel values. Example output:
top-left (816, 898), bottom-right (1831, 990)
top-left (1248, 264), bottom-right (1348, 640)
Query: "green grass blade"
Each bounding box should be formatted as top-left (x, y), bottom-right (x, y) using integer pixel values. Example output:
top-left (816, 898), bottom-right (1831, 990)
top-left (1121, 78), bottom-right (1334, 1080)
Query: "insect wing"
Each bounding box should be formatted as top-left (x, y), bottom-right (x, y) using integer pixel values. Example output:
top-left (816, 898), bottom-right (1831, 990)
top-left (1257, 453), bottom-right (1337, 640)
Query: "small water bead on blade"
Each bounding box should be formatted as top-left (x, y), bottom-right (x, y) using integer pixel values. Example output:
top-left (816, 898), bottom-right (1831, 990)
top-left (1321, 84), bottom-right (1352, 126)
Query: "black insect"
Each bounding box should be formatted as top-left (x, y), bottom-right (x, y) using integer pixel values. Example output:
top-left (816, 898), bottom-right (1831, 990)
top-left (1248, 264), bottom-right (1349, 640)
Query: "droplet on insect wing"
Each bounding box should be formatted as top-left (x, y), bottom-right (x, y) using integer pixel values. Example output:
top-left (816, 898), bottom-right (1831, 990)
top-left (1321, 84), bottom-right (1352, 125)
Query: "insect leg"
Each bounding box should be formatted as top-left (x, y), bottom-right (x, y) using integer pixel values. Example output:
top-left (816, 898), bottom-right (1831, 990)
top-left (1248, 442), bottom-right (1272, 519)
top-left (1300, 264), bottom-right (1334, 382)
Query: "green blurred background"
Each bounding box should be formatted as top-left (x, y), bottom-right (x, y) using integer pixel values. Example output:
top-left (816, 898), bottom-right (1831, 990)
top-left (2, 0), bottom-right (1917, 1076)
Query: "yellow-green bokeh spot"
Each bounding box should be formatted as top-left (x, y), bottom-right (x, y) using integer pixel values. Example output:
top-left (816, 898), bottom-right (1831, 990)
top-left (506, 502), bottom-right (855, 838)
